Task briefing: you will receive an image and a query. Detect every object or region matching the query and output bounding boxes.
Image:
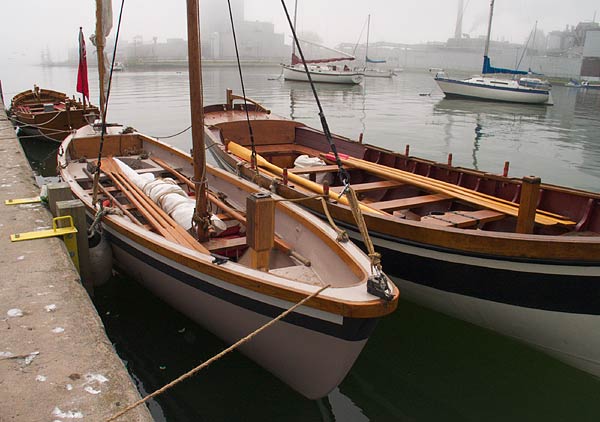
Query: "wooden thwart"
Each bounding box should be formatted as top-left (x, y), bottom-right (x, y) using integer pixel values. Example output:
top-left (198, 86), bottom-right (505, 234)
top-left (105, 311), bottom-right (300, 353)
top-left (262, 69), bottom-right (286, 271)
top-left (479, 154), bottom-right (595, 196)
top-left (420, 210), bottom-right (505, 228)
top-left (369, 194), bottom-right (451, 211)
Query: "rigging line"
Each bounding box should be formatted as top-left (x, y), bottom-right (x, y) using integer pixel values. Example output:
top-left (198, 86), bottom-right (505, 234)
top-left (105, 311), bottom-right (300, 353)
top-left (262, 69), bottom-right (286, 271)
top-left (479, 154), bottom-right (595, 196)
top-left (227, 0), bottom-right (258, 173)
top-left (150, 125), bottom-right (191, 139)
top-left (516, 24), bottom-right (534, 71)
top-left (280, 0), bottom-right (350, 187)
top-left (92, 0), bottom-right (125, 206)
top-left (351, 17), bottom-right (369, 57)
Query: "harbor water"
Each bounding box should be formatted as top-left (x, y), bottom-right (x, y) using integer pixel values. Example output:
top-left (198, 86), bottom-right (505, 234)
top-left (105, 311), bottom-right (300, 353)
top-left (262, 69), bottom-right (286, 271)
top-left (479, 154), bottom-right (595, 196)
top-left (3, 64), bottom-right (600, 421)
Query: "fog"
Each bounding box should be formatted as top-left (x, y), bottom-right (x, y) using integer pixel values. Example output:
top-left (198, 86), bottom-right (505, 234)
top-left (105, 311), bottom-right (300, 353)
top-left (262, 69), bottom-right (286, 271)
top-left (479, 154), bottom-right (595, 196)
top-left (0, 0), bottom-right (597, 62)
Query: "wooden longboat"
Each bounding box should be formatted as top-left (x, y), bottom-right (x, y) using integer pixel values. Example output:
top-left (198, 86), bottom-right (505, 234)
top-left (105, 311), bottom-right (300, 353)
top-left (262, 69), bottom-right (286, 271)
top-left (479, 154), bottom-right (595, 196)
top-left (10, 86), bottom-right (99, 142)
top-left (203, 91), bottom-right (600, 378)
top-left (58, 125), bottom-right (398, 399)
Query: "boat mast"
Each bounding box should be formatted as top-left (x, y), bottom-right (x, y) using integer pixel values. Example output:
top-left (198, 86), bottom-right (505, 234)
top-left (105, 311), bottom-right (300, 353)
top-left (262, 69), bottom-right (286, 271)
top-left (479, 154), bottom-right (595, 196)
top-left (292, 0), bottom-right (298, 58)
top-left (186, 0), bottom-right (209, 241)
top-left (95, 0), bottom-right (106, 116)
top-left (483, 0), bottom-right (494, 59)
top-left (365, 14), bottom-right (370, 65)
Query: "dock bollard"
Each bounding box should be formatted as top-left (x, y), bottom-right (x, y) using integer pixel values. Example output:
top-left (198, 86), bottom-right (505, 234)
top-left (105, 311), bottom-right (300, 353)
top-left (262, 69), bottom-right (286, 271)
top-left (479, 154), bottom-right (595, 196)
top-left (56, 199), bottom-right (94, 296)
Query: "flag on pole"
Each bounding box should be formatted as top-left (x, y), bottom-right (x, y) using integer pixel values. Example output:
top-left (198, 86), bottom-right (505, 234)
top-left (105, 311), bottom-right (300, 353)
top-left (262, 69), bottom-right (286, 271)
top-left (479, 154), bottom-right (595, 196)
top-left (76, 27), bottom-right (90, 101)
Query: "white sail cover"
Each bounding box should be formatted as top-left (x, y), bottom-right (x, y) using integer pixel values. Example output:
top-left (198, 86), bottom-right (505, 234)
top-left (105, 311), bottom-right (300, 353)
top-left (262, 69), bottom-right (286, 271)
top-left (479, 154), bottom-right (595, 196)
top-left (113, 158), bottom-right (225, 233)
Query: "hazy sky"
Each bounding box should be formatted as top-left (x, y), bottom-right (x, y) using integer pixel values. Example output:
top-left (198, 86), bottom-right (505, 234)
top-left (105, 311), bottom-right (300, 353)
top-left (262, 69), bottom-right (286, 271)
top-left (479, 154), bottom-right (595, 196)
top-left (1, 0), bottom-right (598, 62)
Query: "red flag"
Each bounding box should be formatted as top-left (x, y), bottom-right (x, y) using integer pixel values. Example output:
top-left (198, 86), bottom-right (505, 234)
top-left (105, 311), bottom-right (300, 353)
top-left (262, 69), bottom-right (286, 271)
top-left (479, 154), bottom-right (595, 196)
top-left (76, 27), bottom-right (90, 101)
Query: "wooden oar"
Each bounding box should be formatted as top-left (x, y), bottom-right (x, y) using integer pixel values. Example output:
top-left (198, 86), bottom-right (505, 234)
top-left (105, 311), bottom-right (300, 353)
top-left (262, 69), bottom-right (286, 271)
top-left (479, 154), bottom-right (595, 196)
top-left (101, 158), bottom-right (210, 254)
top-left (226, 142), bottom-right (387, 216)
top-left (321, 153), bottom-right (576, 227)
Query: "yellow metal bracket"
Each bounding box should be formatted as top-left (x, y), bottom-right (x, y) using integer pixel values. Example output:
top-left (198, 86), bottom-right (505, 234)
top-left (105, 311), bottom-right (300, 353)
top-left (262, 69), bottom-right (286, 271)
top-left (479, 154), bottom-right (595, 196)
top-left (5, 196), bottom-right (42, 205)
top-left (10, 216), bottom-right (79, 271)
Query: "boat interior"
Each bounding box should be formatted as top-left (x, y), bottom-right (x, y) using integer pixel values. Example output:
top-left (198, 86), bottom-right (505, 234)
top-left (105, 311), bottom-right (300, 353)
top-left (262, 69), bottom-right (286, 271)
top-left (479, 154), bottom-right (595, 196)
top-left (206, 104), bottom-right (600, 238)
top-left (64, 133), bottom-right (365, 288)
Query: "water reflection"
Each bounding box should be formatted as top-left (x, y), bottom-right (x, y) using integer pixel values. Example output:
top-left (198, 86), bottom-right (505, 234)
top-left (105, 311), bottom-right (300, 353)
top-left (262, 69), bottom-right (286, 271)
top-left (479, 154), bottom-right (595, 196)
top-left (287, 82), bottom-right (364, 122)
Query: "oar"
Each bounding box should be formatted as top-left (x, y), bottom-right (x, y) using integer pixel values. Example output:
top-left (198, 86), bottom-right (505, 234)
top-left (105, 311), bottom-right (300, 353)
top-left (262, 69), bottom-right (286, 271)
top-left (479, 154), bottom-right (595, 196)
top-left (322, 153), bottom-right (575, 227)
top-left (226, 142), bottom-right (387, 216)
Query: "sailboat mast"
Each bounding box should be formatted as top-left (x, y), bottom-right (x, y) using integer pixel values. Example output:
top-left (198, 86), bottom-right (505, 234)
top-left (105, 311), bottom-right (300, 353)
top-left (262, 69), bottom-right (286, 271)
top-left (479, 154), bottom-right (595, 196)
top-left (292, 0), bottom-right (298, 57)
top-left (365, 14), bottom-right (370, 63)
top-left (95, 0), bottom-right (106, 116)
top-left (483, 0), bottom-right (494, 58)
top-left (186, 0), bottom-right (209, 241)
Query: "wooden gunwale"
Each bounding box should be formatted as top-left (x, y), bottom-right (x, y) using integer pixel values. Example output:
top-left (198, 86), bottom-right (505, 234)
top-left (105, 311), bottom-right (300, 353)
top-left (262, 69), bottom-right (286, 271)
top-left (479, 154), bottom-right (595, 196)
top-left (61, 133), bottom-right (397, 318)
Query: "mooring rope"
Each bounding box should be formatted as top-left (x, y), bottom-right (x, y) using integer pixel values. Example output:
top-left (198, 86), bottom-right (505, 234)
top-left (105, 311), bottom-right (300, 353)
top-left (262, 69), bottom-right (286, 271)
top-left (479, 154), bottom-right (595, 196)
top-left (9, 111), bottom-right (64, 128)
top-left (88, 206), bottom-right (123, 238)
top-left (149, 125), bottom-right (191, 140)
top-left (105, 284), bottom-right (330, 422)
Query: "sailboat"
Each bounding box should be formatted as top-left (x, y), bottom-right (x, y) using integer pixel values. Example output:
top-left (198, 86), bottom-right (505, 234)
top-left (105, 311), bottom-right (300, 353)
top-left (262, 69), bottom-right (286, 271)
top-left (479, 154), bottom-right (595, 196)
top-left (360, 15), bottom-right (393, 78)
top-left (281, 0), bottom-right (363, 85)
top-left (433, 0), bottom-right (551, 104)
top-left (58, 0), bottom-right (398, 400)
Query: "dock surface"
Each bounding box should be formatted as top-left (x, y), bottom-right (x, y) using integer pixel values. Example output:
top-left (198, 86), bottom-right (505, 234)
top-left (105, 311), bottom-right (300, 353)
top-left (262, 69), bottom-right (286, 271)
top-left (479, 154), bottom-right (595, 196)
top-left (0, 102), bottom-right (153, 421)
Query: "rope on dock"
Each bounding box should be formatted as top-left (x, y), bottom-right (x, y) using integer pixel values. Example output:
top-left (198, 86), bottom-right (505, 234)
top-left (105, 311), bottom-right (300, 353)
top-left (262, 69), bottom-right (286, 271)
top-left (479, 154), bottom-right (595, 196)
top-left (105, 284), bottom-right (330, 422)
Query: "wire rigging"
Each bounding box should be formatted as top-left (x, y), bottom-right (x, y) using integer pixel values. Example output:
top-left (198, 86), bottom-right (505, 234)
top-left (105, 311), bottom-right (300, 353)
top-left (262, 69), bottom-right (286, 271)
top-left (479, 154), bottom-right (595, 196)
top-left (227, 0), bottom-right (258, 173)
top-left (279, 0), bottom-right (350, 188)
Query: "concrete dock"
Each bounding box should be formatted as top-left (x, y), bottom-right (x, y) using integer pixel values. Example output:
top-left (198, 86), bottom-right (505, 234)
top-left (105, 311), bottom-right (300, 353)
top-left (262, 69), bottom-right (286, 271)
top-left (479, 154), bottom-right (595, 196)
top-left (0, 102), bottom-right (153, 421)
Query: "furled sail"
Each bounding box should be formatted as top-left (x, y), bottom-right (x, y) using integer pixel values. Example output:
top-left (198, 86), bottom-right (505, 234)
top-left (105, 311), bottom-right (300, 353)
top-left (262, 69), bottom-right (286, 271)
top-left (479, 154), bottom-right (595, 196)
top-left (482, 56), bottom-right (529, 75)
top-left (113, 158), bottom-right (225, 233)
top-left (290, 39), bottom-right (355, 65)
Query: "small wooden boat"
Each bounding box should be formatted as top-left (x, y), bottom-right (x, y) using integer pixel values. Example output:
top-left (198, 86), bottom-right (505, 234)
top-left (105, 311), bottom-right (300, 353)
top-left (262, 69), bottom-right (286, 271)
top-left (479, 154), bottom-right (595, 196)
top-left (204, 90), bottom-right (600, 378)
top-left (59, 0), bottom-right (398, 400)
top-left (10, 86), bottom-right (99, 142)
top-left (59, 124), bottom-right (397, 398)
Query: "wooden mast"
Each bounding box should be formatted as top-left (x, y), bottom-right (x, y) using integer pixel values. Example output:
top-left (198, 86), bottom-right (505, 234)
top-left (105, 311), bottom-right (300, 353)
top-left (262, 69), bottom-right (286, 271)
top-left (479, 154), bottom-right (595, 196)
top-left (95, 0), bottom-right (106, 115)
top-left (186, 0), bottom-right (209, 241)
